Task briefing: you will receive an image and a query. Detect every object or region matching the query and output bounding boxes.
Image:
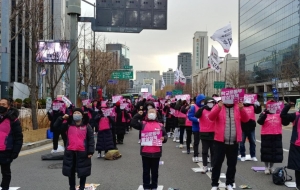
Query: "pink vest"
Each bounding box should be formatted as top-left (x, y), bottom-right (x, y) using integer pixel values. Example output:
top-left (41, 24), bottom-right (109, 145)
top-left (115, 111), bottom-right (126, 123)
top-left (294, 112), bottom-right (300, 146)
top-left (185, 110), bottom-right (192, 126)
top-left (261, 114), bottom-right (282, 135)
top-left (82, 107), bottom-right (92, 119)
top-left (67, 125), bottom-right (87, 151)
top-left (142, 122), bottom-right (162, 153)
top-left (199, 109), bottom-right (215, 132)
top-left (98, 117), bottom-right (110, 131)
top-left (0, 119), bottom-right (11, 151)
top-left (243, 106), bottom-right (255, 121)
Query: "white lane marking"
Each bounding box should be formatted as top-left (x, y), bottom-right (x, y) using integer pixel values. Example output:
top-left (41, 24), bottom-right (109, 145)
top-left (256, 140), bottom-right (289, 152)
top-left (138, 185), bottom-right (163, 190)
top-left (197, 162), bottom-right (226, 190)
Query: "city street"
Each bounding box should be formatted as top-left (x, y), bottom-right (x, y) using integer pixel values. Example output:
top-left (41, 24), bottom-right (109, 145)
top-left (9, 120), bottom-right (297, 190)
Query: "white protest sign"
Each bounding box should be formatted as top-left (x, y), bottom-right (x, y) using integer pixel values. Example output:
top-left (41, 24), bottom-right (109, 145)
top-left (52, 102), bottom-right (65, 111)
top-left (175, 94), bottom-right (191, 101)
top-left (221, 88), bottom-right (245, 104)
top-left (102, 108), bottom-right (115, 117)
top-left (211, 23), bottom-right (233, 53)
top-left (244, 94), bottom-right (257, 104)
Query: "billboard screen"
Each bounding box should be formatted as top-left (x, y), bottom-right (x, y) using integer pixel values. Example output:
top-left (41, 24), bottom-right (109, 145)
top-left (36, 41), bottom-right (70, 63)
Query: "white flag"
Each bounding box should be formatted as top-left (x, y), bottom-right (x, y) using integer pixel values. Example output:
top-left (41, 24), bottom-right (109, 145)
top-left (161, 77), bottom-right (165, 90)
top-left (178, 65), bottom-right (186, 85)
top-left (174, 68), bottom-right (180, 84)
top-left (211, 23), bottom-right (233, 53)
top-left (209, 46), bottom-right (221, 73)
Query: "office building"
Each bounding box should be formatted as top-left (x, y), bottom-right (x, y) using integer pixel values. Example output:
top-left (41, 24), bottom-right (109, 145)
top-left (239, 0), bottom-right (300, 99)
top-left (162, 68), bottom-right (175, 85)
top-left (136, 70), bottom-right (160, 90)
top-left (178, 53), bottom-right (192, 77)
top-left (106, 43), bottom-right (130, 69)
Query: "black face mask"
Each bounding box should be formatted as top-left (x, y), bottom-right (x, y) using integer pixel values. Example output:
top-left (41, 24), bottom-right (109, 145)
top-left (0, 106), bottom-right (8, 114)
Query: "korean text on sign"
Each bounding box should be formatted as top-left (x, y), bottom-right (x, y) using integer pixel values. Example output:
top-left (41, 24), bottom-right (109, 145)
top-left (141, 131), bottom-right (162, 146)
top-left (221, 88), bottom-right (245, 104)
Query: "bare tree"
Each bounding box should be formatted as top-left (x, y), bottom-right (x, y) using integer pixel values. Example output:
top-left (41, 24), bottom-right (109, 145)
top-left (198, 74), bottom-right (208, 94)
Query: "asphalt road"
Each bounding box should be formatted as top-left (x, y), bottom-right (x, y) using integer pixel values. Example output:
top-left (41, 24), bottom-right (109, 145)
top-left (9, 119), bottom-right (297, 190)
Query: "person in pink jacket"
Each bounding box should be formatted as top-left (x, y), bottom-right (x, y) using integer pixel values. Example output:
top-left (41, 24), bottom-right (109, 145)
top-left (208, 100), bottom-right (249, 190)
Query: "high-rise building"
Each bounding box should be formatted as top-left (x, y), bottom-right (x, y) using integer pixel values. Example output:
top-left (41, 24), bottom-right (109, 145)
top-left (136, 70), bottom-right (160, 90)
top-left (178, 53), bottom-right (192, 77)
top-left (106, 43), bottom-right (130, 69)
top-left (192, 32), bottom-right (208, 73)
top-left (162, 68), bottom-right (175, 85)
top-left (239, 0), bottom-right (300, 99)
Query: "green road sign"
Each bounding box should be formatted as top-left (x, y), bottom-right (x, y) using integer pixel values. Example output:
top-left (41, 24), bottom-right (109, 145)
top-left (214, 81), bottom-right (225, 89)
top-left (172, 89), bottom-right (183, 95)
top-left (124, 65), bottom-right (133, 70)
top-left (111, 70), bottom-right (133, 80)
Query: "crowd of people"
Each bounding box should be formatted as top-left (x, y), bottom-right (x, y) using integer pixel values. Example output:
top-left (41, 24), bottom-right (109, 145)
top-left (2, 92), bottom-right (300, 190)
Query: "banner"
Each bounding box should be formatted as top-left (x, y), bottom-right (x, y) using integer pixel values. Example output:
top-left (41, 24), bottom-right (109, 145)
top-left (102, 108), bottom-right (116, 117)
top-left (52, 102), bottom-right (65, 111)
top-left (175, 94), bottom-right (191, 102)
top-left (209, 46), bottom-right (221, 73)
top-left (141, 130), bottom-right (162, 146)
top-left (210, 23), bottom-right (233, 53)
top-left (120, 103), bottom-right (129, 111)
top-left (266, 101), bottom-right (284, 114)
top-left (221, 88), bottom-right (245, 104)
top-left (244, 94), bottom-right (257, 104)
top-left (142, 92), bottom-right (152, 99)
top-left (101, 101), bottom-right (107, 107)
top-left (82, 99), bottom-right (91, 106)
top-left (112, 95), bottom-right (123, 103)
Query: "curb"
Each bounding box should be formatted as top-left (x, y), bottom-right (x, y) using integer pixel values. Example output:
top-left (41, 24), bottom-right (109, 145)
top-left (21, 139), bottom-right (52, 151)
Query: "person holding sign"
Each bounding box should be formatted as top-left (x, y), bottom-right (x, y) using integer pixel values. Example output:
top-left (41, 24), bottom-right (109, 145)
top-left (114, 101), bottom-right (130, 144)
top-left (280, 102), bottom-right (300, 189)
top-left (54, 108), bottom-right (94, 190)
top-left (257, 100), bottom-right (287, 175)
top-left (239, 96), bottom-right (262, 162)
top-left (208, 100), bottom-right (249, 190)
top-left (130, 108), bottom-right (168, 190)
top-left (195, 97), bottom-right (216, 173)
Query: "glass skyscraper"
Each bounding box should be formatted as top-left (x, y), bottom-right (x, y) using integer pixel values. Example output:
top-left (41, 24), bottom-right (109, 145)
top-left (239, 0), bottom-right (300, 88)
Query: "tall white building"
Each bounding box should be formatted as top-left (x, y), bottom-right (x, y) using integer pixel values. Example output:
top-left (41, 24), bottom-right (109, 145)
top-left (136, 70), bottom-right (160, 90)
top-left (192, 31), bottom-right (208, 94)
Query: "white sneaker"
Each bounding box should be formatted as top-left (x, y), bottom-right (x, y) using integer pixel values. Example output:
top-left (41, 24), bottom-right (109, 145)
top-left (190, 144), bottom-right (193, 148)
top-left (97, 153), bottom-right (101, 158)
top-left (51, 149), bottom-right (57, 153)
top-left (193, 157), bottom-right (199, 163)
top-left (138, 140), bottom-right (140, 144)
top-left (241, 157), bottom-right (246, 162)
top-left (184, 138), bottom-right (186, 142)
top-left (211, 187), bottom-right (219, 190)
top-left (252, 157), bottom-right (258, 162)
top-left (192, 157), bottom-right (196, 162)
top-left (226, 185), bottom-right (234, 190)
top-left (173, 137), bottom-right (176, 142)
top-left (201, 166), bottom-right (208, 174)
top-left (269, 167), bottom-right (274, 174)
top-left (179, 144), bottom-right (183, 149)
top-left (265, 168), bottom-right (270, 175)
top-left (167, 132), bottom-right (171, 138)
top-left (208, 157), bottom-right (211, 163)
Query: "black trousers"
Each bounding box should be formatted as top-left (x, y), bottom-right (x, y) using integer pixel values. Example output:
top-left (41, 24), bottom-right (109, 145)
top-left (211, 141), bottom-right (238, 187)
top-left (68, 156), bottom-right (86, 190)
top-left (184, 127), bottom-right (192, 150)
top-left (0, 163), bottom-right (11, 190)
top-left (142, 156), bottom-right (160, 189)
top-left (179, 126), bottom-right (185, 144)
top-left (201, 139), bottom-right (214, 167)
top-left (193, 131), bottom-right (200, 157)
top-left (53, 131), bottom-right (67, 150)
top-left (117, 133), bottom-right (124, 143)
top-left (296, 170), bottom-right (300, 188)
top-left (112, 128), bottom-right (117, 148)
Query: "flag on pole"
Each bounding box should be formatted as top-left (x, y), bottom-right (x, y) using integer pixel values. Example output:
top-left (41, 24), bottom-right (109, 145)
top-left (40, 68), bottom-right (47, 76)
top-left (174, 68), bottom-right (180, 85)
top-left (209, 46), bottom-right (221, 73)
top-left (211, 23), bottom-right (233, 53)
top-left (178, 65), bottom-right (186, 85)
top-left (161, 77), bottom-right (165, 90)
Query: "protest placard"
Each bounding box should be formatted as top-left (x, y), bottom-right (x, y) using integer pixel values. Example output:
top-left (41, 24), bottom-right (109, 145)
top-left (221, 88), bottom-right (245, 104)
top-left (102, 108), bottom-right (116, 117)
top-left (82, 99), bottom-right (91, 106)
top-left (266, 101), bottom-right (284, 114)
top-left (142, 92), bottom-right (152, 99)
top-left (175, 94), bottom-right (191, 102)
top-left (244, 94), bottom-right (257, 104)
top-left (52, 102), bottom-right (65, 111)
top-left (112, 95), bottom-right (123, 103)
top-left (141, 130), bottom-right (162, 146)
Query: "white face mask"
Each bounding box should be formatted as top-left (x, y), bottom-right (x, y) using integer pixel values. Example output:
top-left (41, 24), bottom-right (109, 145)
top-left (207, 103), bottom-right (214, 108)
top-left (148, 113), bottom-right (156, 120)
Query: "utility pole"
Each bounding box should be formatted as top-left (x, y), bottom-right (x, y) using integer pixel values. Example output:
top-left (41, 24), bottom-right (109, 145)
top-left (67, 0), bottom-right (81, 106)
top-left (92, 2), bottom-right (96, 99)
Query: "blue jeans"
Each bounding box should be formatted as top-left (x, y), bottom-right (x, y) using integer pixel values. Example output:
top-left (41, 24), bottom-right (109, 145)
top-left (239, 130), bottom-right (256, 157)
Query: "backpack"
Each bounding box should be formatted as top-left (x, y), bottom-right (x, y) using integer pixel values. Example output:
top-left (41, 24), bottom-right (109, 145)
top-left (272, 166), bottom-right (292, 185)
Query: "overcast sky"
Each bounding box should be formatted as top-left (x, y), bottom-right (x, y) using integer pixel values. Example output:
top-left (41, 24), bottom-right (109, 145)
top-left (81, 0), bottom-right (239, 76)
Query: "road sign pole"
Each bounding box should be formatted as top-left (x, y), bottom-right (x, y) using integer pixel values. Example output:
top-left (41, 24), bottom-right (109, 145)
top-left (68, 0), bottom-right (81, 106)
